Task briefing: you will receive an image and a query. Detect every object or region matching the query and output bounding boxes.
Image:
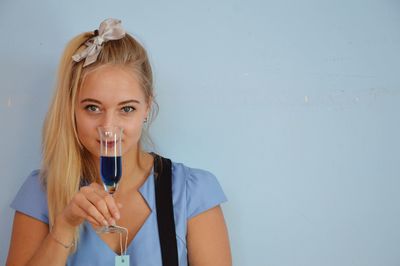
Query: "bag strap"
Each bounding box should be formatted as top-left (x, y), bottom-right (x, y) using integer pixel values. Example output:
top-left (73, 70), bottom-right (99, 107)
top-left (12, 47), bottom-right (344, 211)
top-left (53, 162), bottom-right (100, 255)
top-left (153, 154), bottom-right (179, 266)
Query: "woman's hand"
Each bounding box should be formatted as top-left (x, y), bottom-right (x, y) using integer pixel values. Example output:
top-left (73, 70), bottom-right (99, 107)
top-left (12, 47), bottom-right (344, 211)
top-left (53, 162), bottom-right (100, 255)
top-left (56, 182), bottom-right (121, 229)
top-left (7, 182), bottom-right (122, 266)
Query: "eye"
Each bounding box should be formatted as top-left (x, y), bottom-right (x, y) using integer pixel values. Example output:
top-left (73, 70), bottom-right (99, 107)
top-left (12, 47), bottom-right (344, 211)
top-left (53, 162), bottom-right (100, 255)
top-left (121, 106), bottom-right (135, 113)
top-left (85, 105), bottom-right (100, 112)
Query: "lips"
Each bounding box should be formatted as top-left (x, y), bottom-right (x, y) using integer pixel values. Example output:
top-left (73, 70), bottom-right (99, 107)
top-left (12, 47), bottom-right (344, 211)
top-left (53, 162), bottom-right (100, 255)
top-left (97, 140), bottom-right (122, 148)
top-left (97, 140), bottom-right (115, 148)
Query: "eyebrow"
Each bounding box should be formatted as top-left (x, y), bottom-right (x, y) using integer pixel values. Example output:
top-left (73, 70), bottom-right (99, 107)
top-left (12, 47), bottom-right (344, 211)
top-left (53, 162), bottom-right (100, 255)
top-left (80, 98), bottom-right (141, 105)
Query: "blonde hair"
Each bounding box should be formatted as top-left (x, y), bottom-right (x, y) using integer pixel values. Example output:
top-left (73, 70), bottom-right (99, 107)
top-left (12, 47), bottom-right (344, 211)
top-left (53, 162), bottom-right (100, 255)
top-left (41, 31), bottom-right (157, 251)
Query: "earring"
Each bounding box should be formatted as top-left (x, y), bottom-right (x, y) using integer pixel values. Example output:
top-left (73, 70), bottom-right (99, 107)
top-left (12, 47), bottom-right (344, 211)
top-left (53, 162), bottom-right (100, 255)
top-left (144, 117), bottom-right (148, 123)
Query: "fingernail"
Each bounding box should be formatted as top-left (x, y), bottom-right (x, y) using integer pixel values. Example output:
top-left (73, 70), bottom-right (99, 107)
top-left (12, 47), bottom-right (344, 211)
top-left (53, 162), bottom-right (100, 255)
top-left (103, 220), bottom-right (109, 226)
top-left (115, 213), bottom-right (120, 220)
top-left (110, 219), bottom-right (116, 226)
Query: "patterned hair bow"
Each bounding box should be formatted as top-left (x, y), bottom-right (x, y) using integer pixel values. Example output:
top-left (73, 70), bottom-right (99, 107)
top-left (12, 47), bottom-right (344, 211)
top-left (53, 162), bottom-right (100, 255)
top-left (72, 18), bottom-right (126, 67)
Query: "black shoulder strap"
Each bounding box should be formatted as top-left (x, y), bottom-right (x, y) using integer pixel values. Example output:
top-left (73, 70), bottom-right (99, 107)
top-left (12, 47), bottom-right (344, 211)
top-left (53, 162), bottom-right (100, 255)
top-left (153, 154), bottom-right (179, 266)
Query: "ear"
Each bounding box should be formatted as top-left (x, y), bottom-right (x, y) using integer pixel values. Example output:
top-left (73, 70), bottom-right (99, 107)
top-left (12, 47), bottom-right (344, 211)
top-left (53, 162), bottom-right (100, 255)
top-left (145, 97), bottom-right (153, 117)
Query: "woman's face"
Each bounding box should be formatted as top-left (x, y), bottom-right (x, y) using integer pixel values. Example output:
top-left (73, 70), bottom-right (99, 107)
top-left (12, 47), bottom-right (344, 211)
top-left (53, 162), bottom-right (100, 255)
top-left (75, 64), bottom-right (149, 159)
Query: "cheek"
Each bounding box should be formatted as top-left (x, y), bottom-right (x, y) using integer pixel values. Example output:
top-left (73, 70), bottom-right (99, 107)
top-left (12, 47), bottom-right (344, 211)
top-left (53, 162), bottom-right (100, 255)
top-left (75, 112), bottom-right (96, 147)
top-left (124, 125), bottom-right (142, 140)
top-left (122, 120), bottom-right (144, 148)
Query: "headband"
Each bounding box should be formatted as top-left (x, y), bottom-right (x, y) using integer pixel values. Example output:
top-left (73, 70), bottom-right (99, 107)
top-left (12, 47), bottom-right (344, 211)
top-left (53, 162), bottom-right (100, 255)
top-left (72, 18), bottom-right (126, 67)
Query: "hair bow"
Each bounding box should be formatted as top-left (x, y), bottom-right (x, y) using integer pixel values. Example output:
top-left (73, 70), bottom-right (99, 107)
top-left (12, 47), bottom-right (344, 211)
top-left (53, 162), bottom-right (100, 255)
top-left (72, 18), bottom-right (126, 67)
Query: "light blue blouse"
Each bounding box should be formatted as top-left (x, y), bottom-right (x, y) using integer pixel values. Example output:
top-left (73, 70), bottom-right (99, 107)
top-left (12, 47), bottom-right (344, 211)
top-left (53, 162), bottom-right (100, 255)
top-left (10, 161), bottom-right (227, 265)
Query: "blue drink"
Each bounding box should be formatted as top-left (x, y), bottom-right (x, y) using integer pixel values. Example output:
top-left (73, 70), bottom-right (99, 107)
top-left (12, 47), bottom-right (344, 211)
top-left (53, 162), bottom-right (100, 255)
top-left (100, 156), bottom-right (122, 193)
top-left (96, 126), bottom-right (125, 234)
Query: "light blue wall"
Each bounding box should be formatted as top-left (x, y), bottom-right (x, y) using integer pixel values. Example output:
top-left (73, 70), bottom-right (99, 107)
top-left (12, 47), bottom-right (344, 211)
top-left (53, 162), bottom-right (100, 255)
top-left (1, 0), bottom-right (399, 265)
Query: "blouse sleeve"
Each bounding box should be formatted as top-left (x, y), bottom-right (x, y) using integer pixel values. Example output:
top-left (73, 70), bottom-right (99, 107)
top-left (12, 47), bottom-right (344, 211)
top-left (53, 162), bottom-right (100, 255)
top-left (186, 167), bottom-right (227, 219)
top-left (10, 170), bottom-right (49, 224)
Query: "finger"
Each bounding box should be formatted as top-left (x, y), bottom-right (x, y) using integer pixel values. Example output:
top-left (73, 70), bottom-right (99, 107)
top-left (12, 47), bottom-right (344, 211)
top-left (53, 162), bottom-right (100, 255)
top-left (79, 185), bottom-right (94, 194)
top-left (88, 183), bottom-right (120, 218)
top-left (67, 196), bottom-right (102, 227)
top-left (73, 204), bottom-right (101, 226)
top-left (88, 182), bottom-right (120, 222)
top-left (86, 216), bottom-right (101, 226)
top-left (89, 182), bottom-right (104, 190)
top-left (75, 193), bottom-right (109, 226)
top-left (85, 192), bottom-right (115, 225)
top-left (93, 189), bottom-right (121, 221)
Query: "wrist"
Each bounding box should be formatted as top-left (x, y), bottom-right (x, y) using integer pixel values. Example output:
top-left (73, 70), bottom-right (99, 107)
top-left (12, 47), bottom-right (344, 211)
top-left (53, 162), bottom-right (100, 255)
top-left (51, 214), bottom-right (76, 248)
top-left (55, 213), bottom-right (76, 230)
top-left (49, 230), bottom-right (75, 249)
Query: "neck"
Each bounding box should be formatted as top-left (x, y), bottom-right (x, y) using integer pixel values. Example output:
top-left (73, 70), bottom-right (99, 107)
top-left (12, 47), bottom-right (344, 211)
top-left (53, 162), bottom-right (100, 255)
top-left (117, 147), bottom-right (153, 193)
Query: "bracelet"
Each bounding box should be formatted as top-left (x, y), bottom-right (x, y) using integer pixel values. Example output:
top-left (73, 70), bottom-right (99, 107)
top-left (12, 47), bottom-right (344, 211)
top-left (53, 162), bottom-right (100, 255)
top-left (49, 230), bottom-right (75, 249)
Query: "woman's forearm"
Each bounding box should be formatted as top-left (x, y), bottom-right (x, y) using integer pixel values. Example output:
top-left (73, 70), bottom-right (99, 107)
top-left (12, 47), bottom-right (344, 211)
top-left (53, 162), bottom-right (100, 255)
top-left (25, 218), bottom-right (75, 266)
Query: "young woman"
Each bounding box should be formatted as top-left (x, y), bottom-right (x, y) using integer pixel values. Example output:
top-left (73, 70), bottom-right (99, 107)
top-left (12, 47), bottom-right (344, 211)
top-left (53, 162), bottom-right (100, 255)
top-left (7, 18), bottom-right (231, 266)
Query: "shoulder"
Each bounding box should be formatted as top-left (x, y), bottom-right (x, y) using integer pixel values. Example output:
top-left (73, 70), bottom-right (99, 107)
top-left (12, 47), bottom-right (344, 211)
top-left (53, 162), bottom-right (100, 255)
top-left (13, 169), bottom-right (46, 194)
top-left (171, 161), bottom-right (227, 219)
top-left (171, 161), bottom-right (218, 182)
top-left (10, 169), bottom-right (49, 224)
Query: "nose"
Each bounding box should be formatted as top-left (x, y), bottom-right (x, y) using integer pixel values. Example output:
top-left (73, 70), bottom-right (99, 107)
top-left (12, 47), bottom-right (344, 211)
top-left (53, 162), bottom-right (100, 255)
top-left (101, 111), bottom-right (118, 127)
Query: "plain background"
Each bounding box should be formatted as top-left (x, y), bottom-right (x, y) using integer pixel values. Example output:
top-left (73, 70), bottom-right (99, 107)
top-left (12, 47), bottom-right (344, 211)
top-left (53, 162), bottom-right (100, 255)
top-left (1, 0), bottom-right (399, 265)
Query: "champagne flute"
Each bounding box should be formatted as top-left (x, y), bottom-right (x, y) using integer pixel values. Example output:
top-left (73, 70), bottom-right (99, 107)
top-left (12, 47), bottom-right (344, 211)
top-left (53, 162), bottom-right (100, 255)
top-left (96, 126), bottom-right (125, 234)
